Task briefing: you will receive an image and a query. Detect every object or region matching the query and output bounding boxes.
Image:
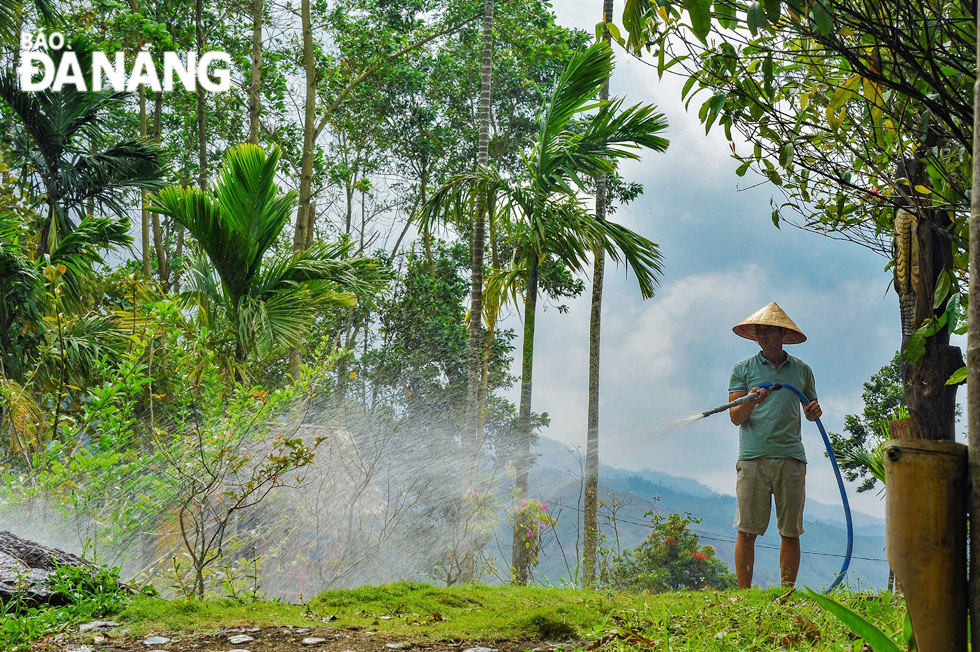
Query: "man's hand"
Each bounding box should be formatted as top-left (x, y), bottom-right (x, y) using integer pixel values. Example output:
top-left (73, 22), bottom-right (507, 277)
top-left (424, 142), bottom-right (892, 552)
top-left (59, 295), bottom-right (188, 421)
top-left (804, 400), bottom-right (822, 421)
top-left (749, 387), bottom-right (771, 405)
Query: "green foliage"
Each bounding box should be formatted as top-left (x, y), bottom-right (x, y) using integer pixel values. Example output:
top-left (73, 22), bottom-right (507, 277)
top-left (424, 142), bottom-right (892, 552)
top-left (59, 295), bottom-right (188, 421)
top-left (0, 558), bottom-right (133, 652)
top-left (0, 40), bottom-right (166, 256)
top-left (606, 512), bottom-right (737, 593)
top-left (511, 498), bottom-right (557, 580)
top-left (806, 587), bottom-right (903, 652)
top-left (149, 144), bottom-right (391, 365)
top-left (618, 0), bottom-right (973, 266)
top-left (110, 583), bottom-right (908, 649)
top-left (828, 353), bottom-right (904, 493)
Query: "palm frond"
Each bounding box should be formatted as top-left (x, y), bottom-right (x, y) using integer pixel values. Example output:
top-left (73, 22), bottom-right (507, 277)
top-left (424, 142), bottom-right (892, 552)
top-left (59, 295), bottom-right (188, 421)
top-left (0, 376), bottom-right (43, 455)
top-left (535, 41), bottom-right (613, 167)
top-left (149, 184), bottom-right (247, 303)
top-left (210, 143), bottom-right (296, 279)
top-left (237, 288), bottom-right (317, 356)
top-left (61, 138), bottom-right (168, 213)
top-left (481, 261), bottom-right (527, 328)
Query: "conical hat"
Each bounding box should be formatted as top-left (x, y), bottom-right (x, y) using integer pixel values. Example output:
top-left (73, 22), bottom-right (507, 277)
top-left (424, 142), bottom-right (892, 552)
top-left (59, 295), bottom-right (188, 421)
top-left (732, 302), bottom-right (806, 344)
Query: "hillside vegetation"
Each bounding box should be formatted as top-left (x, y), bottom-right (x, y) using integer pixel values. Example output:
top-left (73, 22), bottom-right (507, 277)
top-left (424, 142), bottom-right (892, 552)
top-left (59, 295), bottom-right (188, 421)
top-left (15, 581), bottom-right (904, 651)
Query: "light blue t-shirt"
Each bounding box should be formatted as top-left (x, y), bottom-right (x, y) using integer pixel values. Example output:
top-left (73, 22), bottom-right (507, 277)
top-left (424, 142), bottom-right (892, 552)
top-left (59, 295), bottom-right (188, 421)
top-left (728, 351), bottom-right (817, 462)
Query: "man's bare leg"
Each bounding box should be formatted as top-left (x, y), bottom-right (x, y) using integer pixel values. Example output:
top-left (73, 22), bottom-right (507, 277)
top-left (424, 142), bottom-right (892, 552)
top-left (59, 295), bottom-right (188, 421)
top-left (780, 535), bottom-right (801, 586)
top-left (735, 531), bottom-right (757, 589)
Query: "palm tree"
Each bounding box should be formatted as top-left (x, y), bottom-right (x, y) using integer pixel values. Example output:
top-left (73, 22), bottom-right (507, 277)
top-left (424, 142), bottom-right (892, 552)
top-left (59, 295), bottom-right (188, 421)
top-left (0, 208), bottom-right (138, 454)
top-left (149, 144), bottom-right (391, 369)
top-left (584, 0), bottom-right (616, 588)
top-left (419, 40), bottom-right (669, 583)
top-left (0, 45), bottom-right (167, 257)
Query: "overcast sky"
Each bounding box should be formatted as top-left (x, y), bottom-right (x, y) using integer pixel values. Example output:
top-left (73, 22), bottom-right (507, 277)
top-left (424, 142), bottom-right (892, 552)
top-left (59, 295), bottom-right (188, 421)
top-left (495, 0), bottom-right (968, 521)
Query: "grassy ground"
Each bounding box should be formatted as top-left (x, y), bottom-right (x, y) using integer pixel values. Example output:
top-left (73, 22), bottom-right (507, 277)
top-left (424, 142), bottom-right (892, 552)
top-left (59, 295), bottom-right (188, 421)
top-left (16, 582), bottom-right (906, 651)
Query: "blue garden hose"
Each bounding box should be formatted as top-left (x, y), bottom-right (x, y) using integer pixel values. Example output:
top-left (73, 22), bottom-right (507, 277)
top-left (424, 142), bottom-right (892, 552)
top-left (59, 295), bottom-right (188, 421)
top-left (757, 381), bottom-right (853, 592)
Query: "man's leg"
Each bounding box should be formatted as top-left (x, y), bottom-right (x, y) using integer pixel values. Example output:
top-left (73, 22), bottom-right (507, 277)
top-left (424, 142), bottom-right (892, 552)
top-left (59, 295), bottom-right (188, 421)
top-left (774, 459), bottom-right (806, 587)
top-left (735, 531), bottom-right (757, 589)
top-left (733, 460), bottom-right (769, 589)
top-left (780, 535), bottom-right (800, 586)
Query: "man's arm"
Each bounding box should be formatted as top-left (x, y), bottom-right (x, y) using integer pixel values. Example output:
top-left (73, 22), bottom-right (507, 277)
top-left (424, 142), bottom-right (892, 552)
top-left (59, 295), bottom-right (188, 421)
top-left (729, 388), bottom-right (770, 425)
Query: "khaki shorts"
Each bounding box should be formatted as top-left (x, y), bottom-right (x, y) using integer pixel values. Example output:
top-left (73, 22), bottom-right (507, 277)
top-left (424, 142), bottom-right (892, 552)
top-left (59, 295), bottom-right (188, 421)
top-left (733, 458), bottom-right (806, 537)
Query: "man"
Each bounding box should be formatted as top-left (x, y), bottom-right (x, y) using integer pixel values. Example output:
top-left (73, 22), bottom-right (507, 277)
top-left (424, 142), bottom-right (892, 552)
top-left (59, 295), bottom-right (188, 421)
top-left (728, 302), bottom-right (821, 588)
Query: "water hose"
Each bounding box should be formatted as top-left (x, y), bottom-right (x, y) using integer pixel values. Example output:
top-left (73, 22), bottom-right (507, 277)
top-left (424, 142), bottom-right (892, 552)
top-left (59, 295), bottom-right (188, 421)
top-left (759, 382), bottom-right (852, 592)
top-left (702, 382), bottom-right (853, 592)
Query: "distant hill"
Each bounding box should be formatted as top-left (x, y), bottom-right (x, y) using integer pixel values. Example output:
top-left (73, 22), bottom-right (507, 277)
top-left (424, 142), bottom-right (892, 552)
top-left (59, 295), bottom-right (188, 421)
top-left (514, 437), bottom-right (889, 590)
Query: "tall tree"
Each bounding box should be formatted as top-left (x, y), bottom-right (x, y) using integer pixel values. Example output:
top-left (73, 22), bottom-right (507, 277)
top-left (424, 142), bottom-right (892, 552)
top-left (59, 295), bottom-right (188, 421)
top-left (0, 44), bottom-right (166, 258)
top-left (583, 0), bottom-right (614, 588)
top-left (457, 0), bottom-right (495, 584)
top-left (420, 41), bottom-right (668, 583)
top-left (249, 0), bottom-right (262, 145)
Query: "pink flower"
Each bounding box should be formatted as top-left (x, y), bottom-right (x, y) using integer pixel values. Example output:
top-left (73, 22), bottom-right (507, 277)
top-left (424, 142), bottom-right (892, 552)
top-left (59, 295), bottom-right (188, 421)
top-left (541, 503), bottom-right (547, 510)
top-left (527, 529), bottom-right (534, 537)
top-left (522, 501), bottom-right (529, 507)
top-left (539, 524), bottom-right (546, 530)
top-left (516, 506), bottom-right (523, 513)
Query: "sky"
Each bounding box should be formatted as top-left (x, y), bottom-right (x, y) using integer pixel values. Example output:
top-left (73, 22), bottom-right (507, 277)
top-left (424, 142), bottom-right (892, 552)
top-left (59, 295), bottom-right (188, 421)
top-left (494, 0), bottom-right (968, 520)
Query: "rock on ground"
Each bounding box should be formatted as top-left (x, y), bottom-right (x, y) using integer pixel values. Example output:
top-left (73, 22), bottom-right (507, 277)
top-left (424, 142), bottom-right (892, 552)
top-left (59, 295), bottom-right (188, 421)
top-left (0, 530), bottom-right (93, 606)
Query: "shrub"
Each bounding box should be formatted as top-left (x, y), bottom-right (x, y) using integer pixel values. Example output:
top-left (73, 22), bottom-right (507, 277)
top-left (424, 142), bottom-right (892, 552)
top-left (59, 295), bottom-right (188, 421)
top-left (607, 512), bottom-right (736, 593)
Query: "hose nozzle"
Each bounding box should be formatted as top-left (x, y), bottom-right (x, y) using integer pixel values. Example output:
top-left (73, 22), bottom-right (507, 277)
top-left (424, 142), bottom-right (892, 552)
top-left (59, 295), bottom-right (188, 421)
top-left (700, 383), bottom-right (784, 418)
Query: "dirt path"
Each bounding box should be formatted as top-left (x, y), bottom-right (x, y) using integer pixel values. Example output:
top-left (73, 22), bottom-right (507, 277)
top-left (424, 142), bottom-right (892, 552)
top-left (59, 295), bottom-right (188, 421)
top-left (45, 626), bottom-right (581, 652)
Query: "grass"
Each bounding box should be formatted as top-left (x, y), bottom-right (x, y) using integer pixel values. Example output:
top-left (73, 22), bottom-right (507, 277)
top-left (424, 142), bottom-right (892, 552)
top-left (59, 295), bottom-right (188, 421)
top-left (14, 581), bottom-right (908, 650)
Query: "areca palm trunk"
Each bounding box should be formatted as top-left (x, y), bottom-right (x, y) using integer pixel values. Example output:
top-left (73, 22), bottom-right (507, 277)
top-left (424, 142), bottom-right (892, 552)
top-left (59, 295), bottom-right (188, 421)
top-left (512, 251), bottom-right (538, 585)
top-left (289, 0), bottom-right (317, 380)
top-left (583, 0), bottom-right (614, 588)
top-left (196, 0), bottom-right (207, 191)
top-left (459, 0), bottom-right (494, 583)
top-left (151, 89), bottom-right (169, 286)
top-left (249, 0), bottom-right (262, 145)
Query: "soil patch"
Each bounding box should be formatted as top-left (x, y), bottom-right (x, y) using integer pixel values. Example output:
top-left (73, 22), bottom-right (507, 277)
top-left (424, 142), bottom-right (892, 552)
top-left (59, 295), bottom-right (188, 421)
top-left (37, 626), bottom-right (583, 652)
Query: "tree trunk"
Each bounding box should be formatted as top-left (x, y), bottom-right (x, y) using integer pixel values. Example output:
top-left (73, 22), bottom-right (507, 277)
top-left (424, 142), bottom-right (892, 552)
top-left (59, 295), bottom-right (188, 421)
top-left (196, 0), bottom-right (208, 191)
top-left (455, 0), bottom-right (494, 584)
top-left (967, 6), bottom-right (980, 648)
top-left (249, 0), bottom-right (262, 145)
top-left (138, 88), bottom-right (150, 276)
top-left (151, 88), bottom-right (169, 287)
top-left (511, 252), bottom-right (538, 585)
top-left (903, 197), bottom-right (962, 441)
top-left (583, 0), bottom-right (614, 588)
top-left (288, 0), bottom-right (317, 380)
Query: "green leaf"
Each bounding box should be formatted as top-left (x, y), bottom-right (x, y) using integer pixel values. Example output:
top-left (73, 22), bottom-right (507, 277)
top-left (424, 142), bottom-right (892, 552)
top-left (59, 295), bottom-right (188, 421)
top-left (763, 0), bottom-right (781, 22)
top-left (805, 588), bottom-right (903, 652)
top-left (903, 322), bottom-right (929, 365)
top-left (735, 160), bottom-right (752, 177)
top-left (811, 0), bottom-right (834, 36)
top-left (715, 0), bottom-right (737, 29)
top-left (771, 210), bottom-right (780, 228)
top-left (946, 365), bottom-right (967, 386)
top-left (933, 269), bottom-right (951, 309)
top-left (944, 291), bottom-right (961, 333)
top-left (681, 74), bottom-right (699, 100)
top-left (747, 1), bottom-right (766, 35)
top-left (778, 142), bottom-right (794, 168)
top-left (763, 54), bottom-right (774, 94)
top-left (684, 0), bottom-right (713, 42)
top-left (707, 91), bottom-right (726, 115)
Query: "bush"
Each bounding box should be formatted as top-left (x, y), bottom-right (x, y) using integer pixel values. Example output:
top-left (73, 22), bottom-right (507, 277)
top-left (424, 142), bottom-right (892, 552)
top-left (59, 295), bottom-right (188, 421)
top-left (607, 512), bottom-right (736, 593)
